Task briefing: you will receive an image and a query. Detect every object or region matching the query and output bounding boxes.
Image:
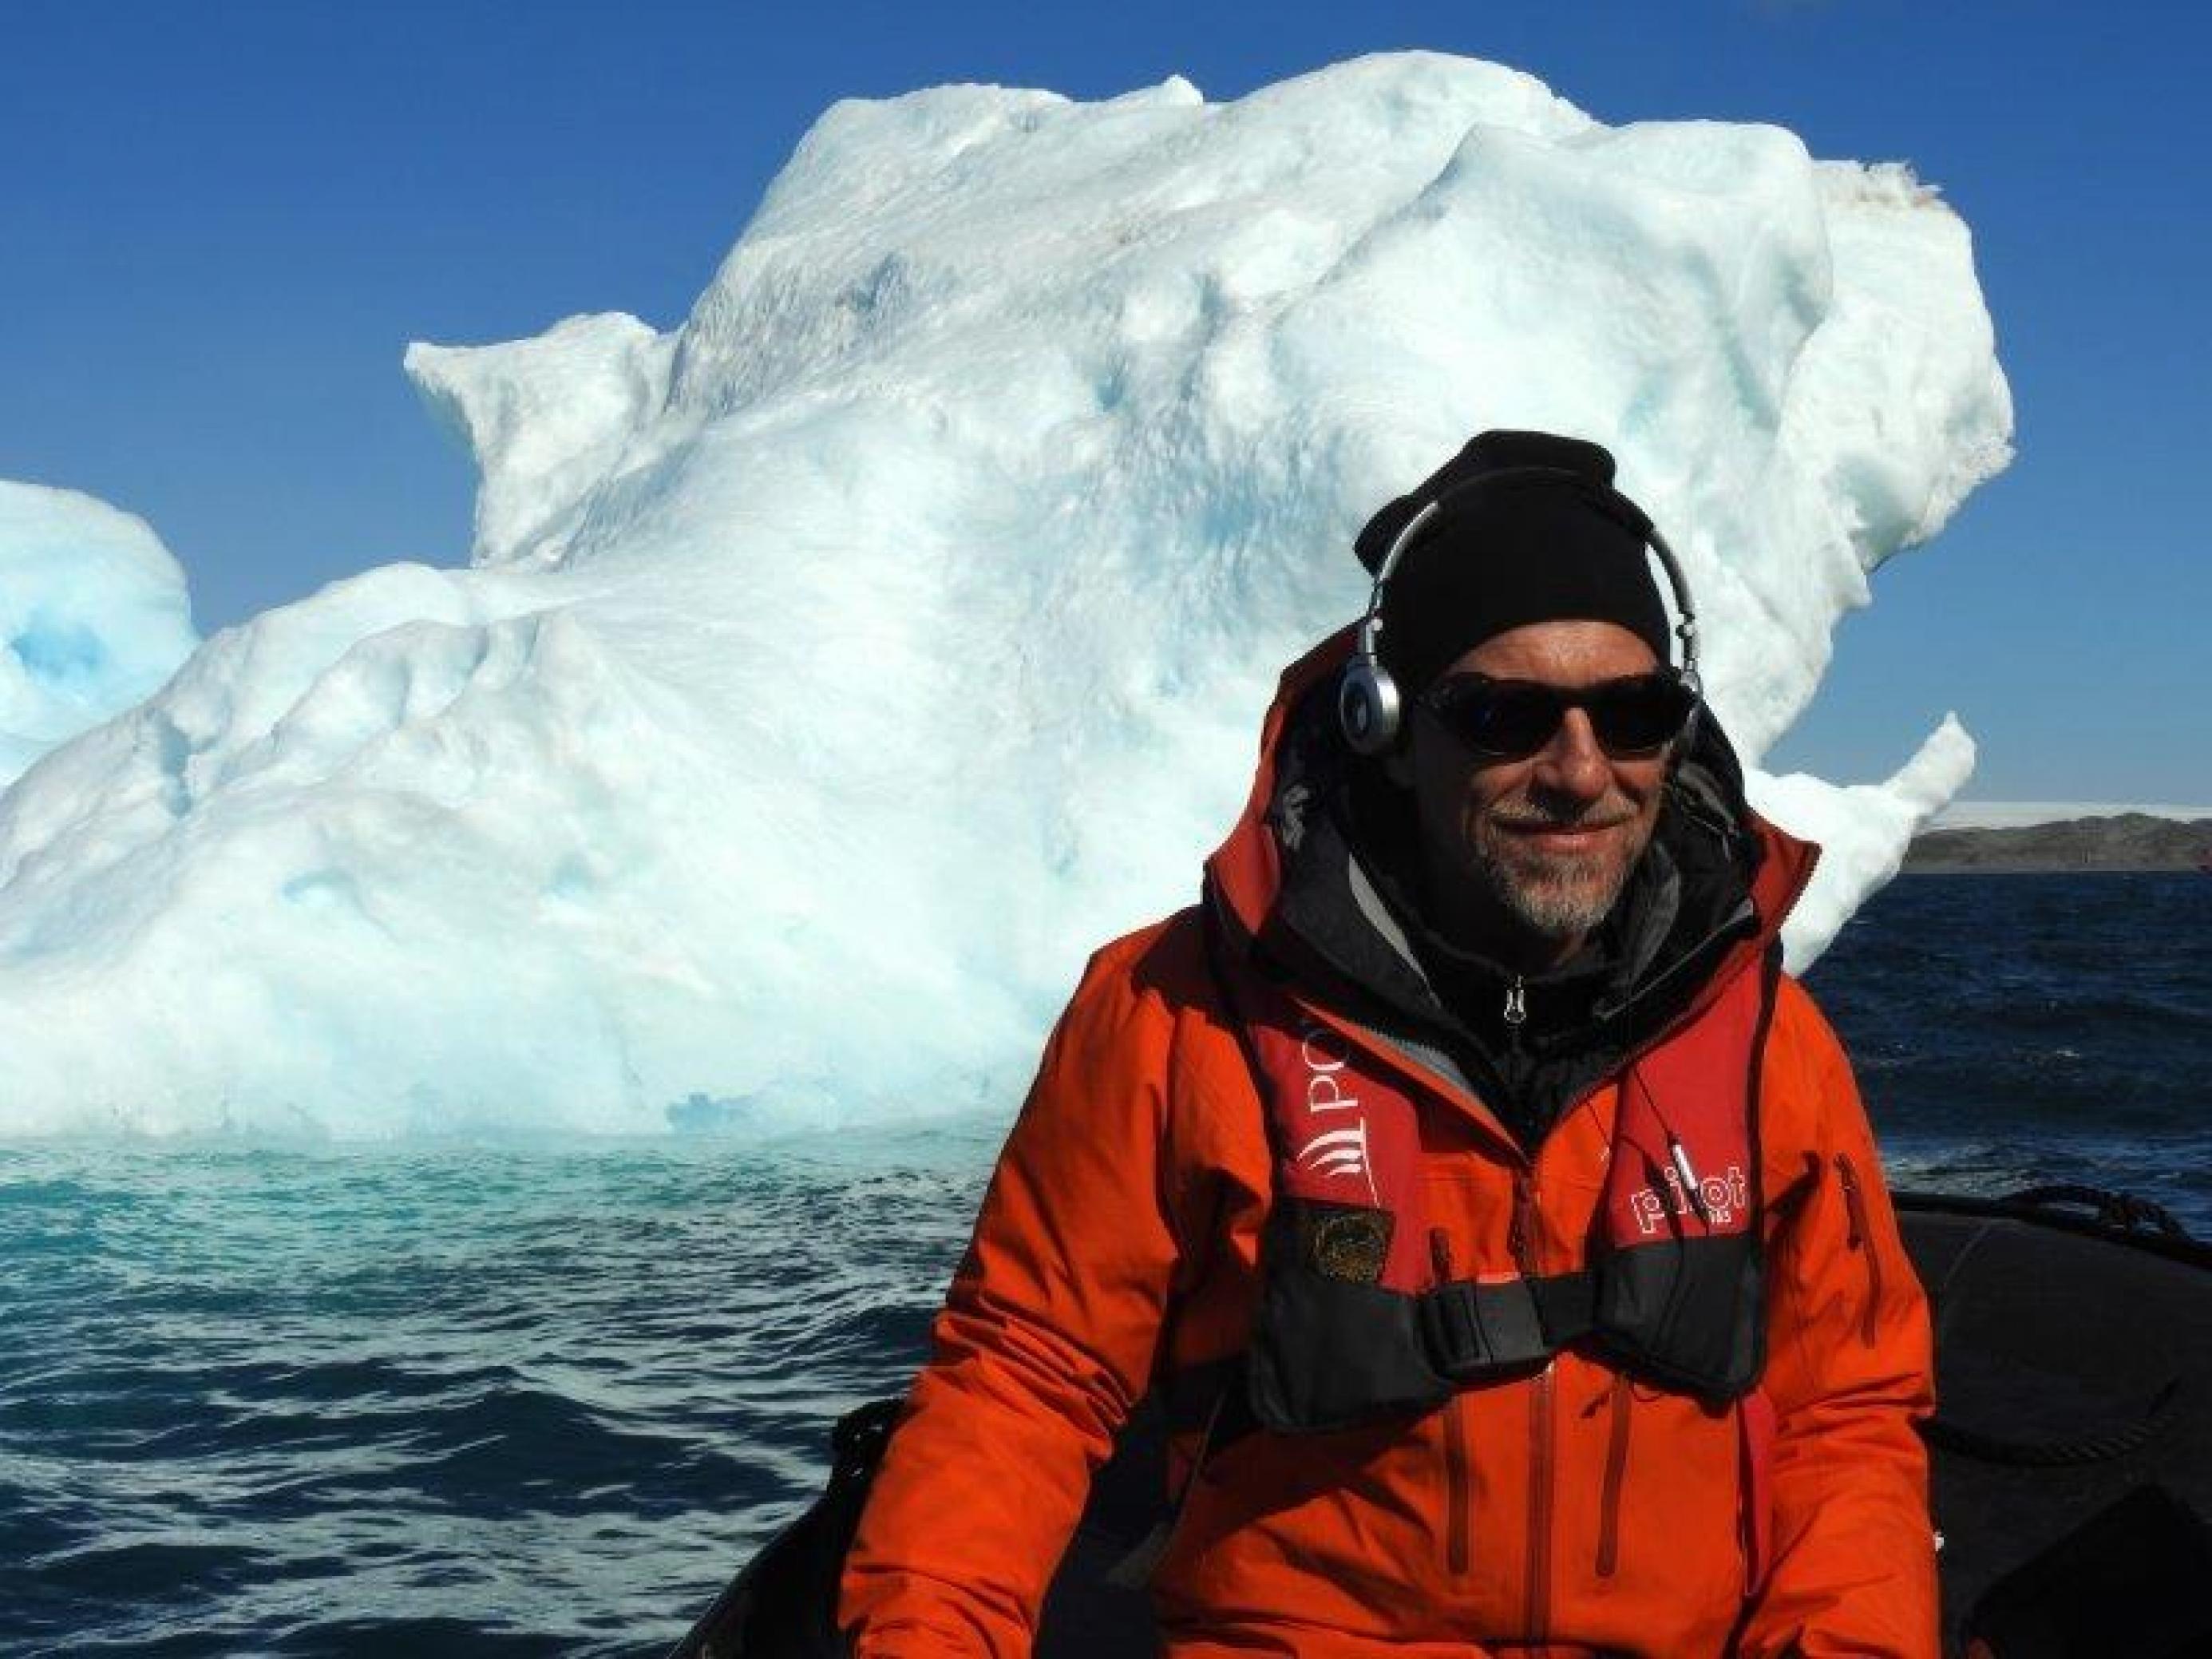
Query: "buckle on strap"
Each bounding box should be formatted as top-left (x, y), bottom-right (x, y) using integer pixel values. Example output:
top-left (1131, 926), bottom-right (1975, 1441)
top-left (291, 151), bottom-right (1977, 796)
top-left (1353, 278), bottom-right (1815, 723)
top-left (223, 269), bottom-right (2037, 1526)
top-left (1419, 1272), bottom-right (1596, 1380)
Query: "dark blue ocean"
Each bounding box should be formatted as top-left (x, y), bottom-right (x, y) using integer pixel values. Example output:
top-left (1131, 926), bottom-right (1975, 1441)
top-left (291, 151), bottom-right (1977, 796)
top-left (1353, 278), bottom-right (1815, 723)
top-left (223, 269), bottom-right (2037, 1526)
top-left (4, 873), bottom-right (2207, 1656)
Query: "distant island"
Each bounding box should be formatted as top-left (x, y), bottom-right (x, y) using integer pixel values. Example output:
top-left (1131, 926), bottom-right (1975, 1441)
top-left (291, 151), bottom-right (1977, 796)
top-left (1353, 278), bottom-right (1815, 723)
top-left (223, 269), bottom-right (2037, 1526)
top-left (1905, 813), bottom-right (2212, 873)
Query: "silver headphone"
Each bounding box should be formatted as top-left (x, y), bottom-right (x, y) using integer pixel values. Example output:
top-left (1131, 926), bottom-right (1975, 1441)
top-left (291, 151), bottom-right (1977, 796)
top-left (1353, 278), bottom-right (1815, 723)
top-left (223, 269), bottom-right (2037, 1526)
top-left (1336, 473), bottom-right (1704, 757)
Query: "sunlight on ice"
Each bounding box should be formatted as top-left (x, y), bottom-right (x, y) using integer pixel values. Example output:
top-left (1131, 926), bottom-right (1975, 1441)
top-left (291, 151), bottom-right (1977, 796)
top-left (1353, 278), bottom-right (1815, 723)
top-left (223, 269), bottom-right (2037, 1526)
top-left (0, 53), bottom-right (2012, 1134)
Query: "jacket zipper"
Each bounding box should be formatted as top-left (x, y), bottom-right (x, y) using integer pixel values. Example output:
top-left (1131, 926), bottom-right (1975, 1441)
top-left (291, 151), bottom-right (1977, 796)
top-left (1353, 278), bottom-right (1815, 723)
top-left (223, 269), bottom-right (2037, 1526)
top-left (1221, 789), bottom-right (1816, 1169)
top-left (1595, 1375), bottom-right (1632, 1578)
top-left (1295, 885), bottom-right (1777, 1167)
top-left (1250, 855), bottom-right (1817, 1626)
top-left (1513, 1169), bottom-right (1554, 1640)
top-left (1526, 1366), bottom-right (1554, 1638)
top-left (1430, 1228), bottom-right (1471, 1575)
top-left (1835, 1153), bottom-right (1882, 1348)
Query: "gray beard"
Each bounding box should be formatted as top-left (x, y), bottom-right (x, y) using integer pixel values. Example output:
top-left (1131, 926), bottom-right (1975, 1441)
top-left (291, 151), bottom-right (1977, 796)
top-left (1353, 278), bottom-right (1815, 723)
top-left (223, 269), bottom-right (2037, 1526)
top-left (1471, 831), bottom-right (1638, 943)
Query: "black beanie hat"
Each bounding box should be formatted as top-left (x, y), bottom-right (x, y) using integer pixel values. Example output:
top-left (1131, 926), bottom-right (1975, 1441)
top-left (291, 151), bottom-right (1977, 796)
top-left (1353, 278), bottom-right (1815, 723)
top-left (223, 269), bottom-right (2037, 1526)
top-left (1354, 430), bottom-right (1672, 695)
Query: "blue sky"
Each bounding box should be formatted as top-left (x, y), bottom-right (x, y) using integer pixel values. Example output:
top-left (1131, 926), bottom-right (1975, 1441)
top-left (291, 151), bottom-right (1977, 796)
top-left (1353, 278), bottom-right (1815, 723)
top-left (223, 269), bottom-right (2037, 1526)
top-left (2, 0), bottom-right (2204, 802)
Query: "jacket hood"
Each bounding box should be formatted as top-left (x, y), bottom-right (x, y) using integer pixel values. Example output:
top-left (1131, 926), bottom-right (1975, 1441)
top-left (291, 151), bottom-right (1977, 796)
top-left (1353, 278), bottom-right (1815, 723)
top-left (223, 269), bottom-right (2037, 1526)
top-left (1204, 628), bottom-right (1818, 1050)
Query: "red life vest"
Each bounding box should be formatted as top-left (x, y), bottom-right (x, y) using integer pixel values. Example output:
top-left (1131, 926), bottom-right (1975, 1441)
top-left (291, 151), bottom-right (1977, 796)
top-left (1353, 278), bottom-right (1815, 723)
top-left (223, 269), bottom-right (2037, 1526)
top-left (1214, 929), bottom-right (1781, 1432)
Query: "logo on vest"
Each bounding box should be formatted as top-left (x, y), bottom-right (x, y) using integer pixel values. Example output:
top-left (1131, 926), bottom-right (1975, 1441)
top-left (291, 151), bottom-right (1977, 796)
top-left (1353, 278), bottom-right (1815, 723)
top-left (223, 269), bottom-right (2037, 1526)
top-left (1301, 1206), bottom-right (1393, 1285)
top-left (1629, 1162), bottom-right (1748, 1234)
top-left (1290, 1020), bottom-right (1379, 1206)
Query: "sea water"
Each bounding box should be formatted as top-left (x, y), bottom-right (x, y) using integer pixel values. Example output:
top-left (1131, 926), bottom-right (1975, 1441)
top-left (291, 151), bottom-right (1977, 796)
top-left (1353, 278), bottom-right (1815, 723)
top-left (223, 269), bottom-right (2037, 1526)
top-left (3, 873), bottom-right (2206, 1655)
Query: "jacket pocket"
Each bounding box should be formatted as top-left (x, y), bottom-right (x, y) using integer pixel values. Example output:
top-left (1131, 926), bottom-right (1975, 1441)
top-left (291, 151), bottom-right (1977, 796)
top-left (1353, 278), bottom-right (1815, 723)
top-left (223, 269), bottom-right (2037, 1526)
top-left (1442, 1392), bottom-right (1471, 1574)
top-left (1594, 1374), bottom-right (1632, 1578)
top-left (1834, 1152), bottom-right (1883, 1348)
top-left (1738, 1386), bottom-right (1777, 1598)
top-left (1430, 1228), bottom-right (1471, 1574)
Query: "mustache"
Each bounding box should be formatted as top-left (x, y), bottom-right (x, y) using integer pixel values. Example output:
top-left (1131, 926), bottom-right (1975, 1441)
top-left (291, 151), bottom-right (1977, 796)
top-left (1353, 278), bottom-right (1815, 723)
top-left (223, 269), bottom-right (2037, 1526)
top-left (1489, 805), bottom-right (1636, 832)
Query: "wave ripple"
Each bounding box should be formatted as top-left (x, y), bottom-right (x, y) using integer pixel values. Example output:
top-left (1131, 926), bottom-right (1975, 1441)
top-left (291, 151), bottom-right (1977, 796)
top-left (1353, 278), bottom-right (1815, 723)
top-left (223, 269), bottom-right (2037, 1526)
top-left (0, 1130), bottom-right (993, 1655)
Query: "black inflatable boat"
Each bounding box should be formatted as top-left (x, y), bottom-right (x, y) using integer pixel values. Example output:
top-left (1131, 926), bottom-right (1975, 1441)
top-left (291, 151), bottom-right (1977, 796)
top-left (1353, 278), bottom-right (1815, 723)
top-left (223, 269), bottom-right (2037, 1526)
top-left (669, 1186), bottom-right (2212, 1658)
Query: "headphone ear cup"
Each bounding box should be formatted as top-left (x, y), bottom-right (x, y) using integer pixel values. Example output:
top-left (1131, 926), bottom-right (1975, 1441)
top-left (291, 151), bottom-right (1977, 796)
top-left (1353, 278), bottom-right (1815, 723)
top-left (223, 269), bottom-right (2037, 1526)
top-left (1338, 659), bottom-right (1403, 756)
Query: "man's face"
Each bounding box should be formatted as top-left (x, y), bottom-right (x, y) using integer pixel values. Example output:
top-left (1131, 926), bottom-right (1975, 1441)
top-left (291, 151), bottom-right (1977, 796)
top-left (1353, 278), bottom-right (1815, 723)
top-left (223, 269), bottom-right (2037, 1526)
top-left (1397, 620), bottom-right (1672, 952)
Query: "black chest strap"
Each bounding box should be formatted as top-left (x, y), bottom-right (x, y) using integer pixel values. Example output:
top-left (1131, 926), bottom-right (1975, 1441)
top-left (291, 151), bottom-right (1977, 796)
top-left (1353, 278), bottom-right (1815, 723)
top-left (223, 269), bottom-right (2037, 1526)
top-left (1420, 1269), bottom-right (1597, 1380)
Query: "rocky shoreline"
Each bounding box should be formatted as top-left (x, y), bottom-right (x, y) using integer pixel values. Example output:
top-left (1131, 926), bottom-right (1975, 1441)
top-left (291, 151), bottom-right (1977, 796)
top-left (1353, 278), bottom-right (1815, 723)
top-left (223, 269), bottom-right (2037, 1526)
top-left (1903, 813), bottom-right (2212, 874)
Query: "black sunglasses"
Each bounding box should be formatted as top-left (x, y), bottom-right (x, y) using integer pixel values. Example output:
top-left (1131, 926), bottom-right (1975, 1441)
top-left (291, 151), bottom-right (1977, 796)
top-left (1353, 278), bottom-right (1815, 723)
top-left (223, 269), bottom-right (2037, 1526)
top-left (1419, 671), bottom-right (1695, 759)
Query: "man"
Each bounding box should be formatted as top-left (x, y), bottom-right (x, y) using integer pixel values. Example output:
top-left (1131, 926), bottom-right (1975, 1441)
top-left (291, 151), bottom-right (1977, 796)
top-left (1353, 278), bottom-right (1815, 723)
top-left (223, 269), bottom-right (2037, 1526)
top-left (841, 431), bottom-right (1937, 1657)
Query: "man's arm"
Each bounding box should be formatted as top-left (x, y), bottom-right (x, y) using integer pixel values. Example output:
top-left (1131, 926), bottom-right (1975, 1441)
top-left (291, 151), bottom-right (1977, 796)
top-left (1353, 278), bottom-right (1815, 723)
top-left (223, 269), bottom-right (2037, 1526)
top-left (838, 925), bottom-right (1189, 1657)
top-left (1737, 979), bottom-right (1940, 1659)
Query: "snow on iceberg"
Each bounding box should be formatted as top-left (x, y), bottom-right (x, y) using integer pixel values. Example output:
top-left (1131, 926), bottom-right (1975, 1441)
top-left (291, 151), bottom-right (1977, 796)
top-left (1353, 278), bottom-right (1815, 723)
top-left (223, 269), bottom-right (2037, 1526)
top-left (0, 54), bottom-right (2011, 1136)
top-left (0, 481), bottom-right (197, 786)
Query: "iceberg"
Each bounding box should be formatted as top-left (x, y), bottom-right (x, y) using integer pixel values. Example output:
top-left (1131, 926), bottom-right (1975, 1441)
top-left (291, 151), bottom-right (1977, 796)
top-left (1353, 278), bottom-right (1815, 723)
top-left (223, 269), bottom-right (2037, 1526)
top-left (0, 54), bottom-right (2012, 1137)
top-left (0, 481), bottom-right (197, 786)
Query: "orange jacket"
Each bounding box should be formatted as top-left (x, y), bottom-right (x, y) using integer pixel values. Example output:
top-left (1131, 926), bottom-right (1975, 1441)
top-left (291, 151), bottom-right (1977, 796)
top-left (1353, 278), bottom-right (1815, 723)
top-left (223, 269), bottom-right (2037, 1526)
top-left (841, 636), bottom-right (1937, 1658)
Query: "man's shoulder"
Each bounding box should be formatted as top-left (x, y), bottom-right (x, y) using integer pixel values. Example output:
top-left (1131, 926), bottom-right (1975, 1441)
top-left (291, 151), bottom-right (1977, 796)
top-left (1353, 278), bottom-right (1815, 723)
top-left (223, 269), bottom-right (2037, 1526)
top-left (1056, 909), bottom-right (1240, 1078)
top-left (1769, 970), bottom-right (1848, 1057)
top-left (1047, 907), bottom-right (1253, 1119)
top-left (1076, 905), bottom-right (1217, 1004)
top-left (1756, 970), bottom-right (1864, 1146)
